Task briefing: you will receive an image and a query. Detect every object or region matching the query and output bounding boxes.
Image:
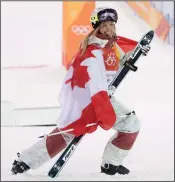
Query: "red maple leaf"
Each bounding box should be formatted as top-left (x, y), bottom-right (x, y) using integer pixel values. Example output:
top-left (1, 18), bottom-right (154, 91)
top-left (65, 46), bottom-right (97, 90)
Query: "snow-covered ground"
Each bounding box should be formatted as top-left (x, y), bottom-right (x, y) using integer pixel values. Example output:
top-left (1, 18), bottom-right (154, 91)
top-left (1, 125), bottom-right (174, 181)
top-left (1, 1), bottom-right (174, 181)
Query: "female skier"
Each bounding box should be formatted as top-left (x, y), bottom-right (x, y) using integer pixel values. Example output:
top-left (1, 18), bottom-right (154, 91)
top-left (11, 7), bottom-right (150, 176)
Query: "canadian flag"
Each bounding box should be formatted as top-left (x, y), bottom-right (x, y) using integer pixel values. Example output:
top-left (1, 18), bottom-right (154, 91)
top-left (57, 45), bottom-right (116, 136)
top-left (58, 37), bottom-right (138, 136)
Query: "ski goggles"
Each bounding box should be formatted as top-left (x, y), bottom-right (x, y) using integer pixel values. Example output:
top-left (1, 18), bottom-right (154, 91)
top-left (98, 12), bottom-right (118, 23)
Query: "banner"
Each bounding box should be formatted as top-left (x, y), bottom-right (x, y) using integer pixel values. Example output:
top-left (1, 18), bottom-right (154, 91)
top-left (127, 1), bottom-right (170, 41)
top-left (62, 2), bottom-right (95, 69)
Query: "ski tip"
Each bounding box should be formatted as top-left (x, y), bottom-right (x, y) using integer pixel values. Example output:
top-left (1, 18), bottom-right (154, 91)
top-left (148, 30), bottom-right (154, 36)
top-left (143, 30), bottom-right (154, 44)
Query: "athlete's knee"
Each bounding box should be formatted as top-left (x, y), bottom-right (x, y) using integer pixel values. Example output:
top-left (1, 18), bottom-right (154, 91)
top-left (125, 111), bottom-right (141, 132)
top-left (114, 111), bottom-right (141, 133)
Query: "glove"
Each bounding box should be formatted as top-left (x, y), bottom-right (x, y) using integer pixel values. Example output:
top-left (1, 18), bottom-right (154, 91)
top-left (141, 44), bottom-right (151, 56)
top-left (73, 122), bottom-right (98, 137)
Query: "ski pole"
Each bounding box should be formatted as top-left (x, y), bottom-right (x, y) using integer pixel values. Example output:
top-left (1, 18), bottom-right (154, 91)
top-left (38, 123), bottom-right (97, 139)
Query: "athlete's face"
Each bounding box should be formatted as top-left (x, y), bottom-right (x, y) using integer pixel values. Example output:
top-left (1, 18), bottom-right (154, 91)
top-left (99, 21), bottom-right (116, 38)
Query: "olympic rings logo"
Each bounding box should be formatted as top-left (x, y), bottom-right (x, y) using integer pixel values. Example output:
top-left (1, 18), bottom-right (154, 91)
top-left (72, 25), bottom-right (91, 35)
top-left (105, 53), bottom-right (117, 66)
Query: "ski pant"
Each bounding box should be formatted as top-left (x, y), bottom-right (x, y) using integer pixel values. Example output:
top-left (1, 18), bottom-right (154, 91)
top-left (101, 96), bottom-right (140, 167)
top-left (18, 96), bottom-right (140, 169)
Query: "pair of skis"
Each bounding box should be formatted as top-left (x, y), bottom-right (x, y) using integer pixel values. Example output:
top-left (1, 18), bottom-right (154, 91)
top-left (48, 30), bottom-right (154, 178)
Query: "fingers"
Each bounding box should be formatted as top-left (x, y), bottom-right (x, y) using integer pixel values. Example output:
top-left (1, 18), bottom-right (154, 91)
top-left (141, 45), bottom-right (151, 56)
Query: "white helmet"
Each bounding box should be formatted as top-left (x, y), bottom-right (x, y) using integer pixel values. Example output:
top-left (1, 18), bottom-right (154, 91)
top-left (90, 7), bottom-right (118, 29)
